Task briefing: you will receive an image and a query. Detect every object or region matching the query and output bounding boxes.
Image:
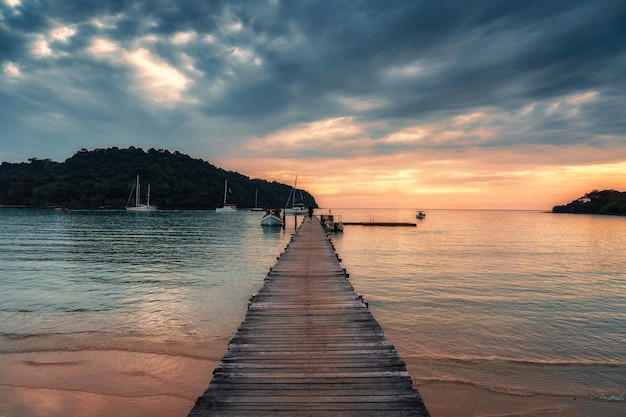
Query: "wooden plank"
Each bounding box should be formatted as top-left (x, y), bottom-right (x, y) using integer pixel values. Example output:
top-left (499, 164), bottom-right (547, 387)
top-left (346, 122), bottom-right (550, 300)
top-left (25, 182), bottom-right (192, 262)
top-left (188, 218), bottom-right (430, 417)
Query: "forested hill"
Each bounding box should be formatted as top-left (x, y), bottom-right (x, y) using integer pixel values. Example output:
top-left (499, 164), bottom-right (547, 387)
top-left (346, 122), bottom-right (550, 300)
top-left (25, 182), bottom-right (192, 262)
top-left (552, 190), bottom-right (626, 215)
top-left (0, 147), bottom-right (318, 209)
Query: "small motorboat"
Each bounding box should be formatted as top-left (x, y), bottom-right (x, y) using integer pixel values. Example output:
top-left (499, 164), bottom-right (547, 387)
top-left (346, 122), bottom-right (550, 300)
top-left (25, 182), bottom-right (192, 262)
top-left (261, 208), bottom-right (284, 227)
top-left (320, 213), bottom-right (343, 232)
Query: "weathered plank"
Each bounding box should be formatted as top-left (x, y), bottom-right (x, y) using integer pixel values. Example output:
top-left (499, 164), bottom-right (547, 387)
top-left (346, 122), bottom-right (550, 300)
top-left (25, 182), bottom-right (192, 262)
top-left (188, 218), bottom-right (430, 417)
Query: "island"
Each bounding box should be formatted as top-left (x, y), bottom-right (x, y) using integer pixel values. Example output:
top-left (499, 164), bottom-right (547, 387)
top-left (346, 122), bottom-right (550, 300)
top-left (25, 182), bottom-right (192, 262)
top-left (552, 189), bottom-right (626, 215)
top-left (0, 147), bottom-right (317, 210)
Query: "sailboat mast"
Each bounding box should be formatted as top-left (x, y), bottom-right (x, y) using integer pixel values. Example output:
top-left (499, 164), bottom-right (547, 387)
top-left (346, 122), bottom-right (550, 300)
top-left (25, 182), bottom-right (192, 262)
top-left (293, 175), bottom-right (298, 209)
top-left (224, 179), bottom-right (228, 206)
top-left (147, 184), bottom-right (151, 207)
top-left (135, 175), bottom-right (140, 207)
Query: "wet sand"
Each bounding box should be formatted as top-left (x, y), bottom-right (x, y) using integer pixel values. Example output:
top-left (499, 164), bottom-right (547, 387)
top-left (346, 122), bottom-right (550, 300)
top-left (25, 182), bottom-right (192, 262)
top-left (0, 335), bottom-right (223, 417)
top-left (2, 334), bottom-right (623, 417)
top-left (417, 381), bottom-right (625, 417)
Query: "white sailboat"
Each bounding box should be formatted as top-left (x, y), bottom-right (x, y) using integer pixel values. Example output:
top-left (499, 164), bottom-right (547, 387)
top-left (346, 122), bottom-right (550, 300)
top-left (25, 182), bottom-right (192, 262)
top-left (251, 189), bottom-right (264, 211)
top-left (284, 175), bottom-right (307, 214)
top-left (216, 179), bottom-right (237, 212)
top-left (126, 175), bottom-right (157, 211)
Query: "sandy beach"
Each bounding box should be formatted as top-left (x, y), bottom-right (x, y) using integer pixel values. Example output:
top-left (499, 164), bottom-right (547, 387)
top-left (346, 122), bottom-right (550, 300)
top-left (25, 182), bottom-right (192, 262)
top-left (0, 334), bottom-right (223, 417)
top-left (4, 339), bottom-right (623, 417)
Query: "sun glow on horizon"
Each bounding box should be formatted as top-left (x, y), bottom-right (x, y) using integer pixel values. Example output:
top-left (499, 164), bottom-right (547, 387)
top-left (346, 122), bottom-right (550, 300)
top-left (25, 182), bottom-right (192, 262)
top-left (214, 152), bottom-right (626, 210)
top-left (211, 103), bottom-right (626, 210)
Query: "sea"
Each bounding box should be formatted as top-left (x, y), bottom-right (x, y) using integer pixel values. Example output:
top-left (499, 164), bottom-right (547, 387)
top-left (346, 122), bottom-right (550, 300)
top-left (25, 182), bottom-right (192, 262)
top-left (0, 208), bottom-right (624, 417)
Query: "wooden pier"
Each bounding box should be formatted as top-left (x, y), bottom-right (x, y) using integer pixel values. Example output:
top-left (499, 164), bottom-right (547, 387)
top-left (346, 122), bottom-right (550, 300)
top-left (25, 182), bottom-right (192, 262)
top-left (189, 218), bottom-right (430, 416)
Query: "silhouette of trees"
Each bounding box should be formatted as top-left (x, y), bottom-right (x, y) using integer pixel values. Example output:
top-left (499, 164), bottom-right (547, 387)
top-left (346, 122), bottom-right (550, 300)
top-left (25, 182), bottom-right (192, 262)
top-left (552, 190), bottom-right (626, 215)
top-left (0, 147), bottom-right (318, 209)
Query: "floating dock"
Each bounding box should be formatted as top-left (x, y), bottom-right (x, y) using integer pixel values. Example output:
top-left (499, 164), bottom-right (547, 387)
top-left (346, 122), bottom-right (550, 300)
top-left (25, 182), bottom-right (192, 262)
top-left (188, 218), bottom-right (430, 416)
top-left (343, 222), bottom-right (417, 227)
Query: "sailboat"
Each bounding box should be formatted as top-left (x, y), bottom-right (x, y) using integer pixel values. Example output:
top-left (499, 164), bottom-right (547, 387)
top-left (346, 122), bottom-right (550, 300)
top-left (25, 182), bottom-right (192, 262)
top-left (126, 175), bottom-right (157, 211)
top-left (284, 175), bottom-right (307, 214)
top-left (216, 179), bottom-right (237, 212)
top-left (251, 189), bottom-right (264, 211)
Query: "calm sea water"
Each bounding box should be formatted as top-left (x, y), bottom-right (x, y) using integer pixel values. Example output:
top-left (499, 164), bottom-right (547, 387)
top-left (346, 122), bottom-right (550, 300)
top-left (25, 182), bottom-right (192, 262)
top-left (0, 208), bottom-right (624, 417)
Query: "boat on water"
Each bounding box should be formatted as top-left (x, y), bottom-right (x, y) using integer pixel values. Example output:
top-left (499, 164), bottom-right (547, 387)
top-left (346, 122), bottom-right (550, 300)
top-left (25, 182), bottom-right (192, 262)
top-left (126, 175), bottom-right (157, 211)
top-left (251, 189), bottom-right (264, 211)
top-left (261, 208), bottom-right (284, 227)
top-left (320, 212), bottom-right (344, 232)
top-left (216, 179), bottom-right (237, 212)
top-left (284, 176), bottom-right (307, 214)
top-left (416, 211), bottom-right (426, 219)
top-left (289, 202), bottom-right (307, 214)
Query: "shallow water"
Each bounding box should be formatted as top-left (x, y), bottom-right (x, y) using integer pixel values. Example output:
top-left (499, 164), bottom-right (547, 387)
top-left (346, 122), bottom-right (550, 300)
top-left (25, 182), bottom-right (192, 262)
top-left (332, 209), bottom-right (626, 416)
top-left (0, 208), bottom-right (624, 416)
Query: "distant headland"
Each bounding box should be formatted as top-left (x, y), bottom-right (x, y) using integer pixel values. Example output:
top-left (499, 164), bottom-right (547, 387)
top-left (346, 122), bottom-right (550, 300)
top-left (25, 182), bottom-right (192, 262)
top-left (0, 147), bottom-right (318, 210)
top-left (552, 189), bottom-right (626, 215)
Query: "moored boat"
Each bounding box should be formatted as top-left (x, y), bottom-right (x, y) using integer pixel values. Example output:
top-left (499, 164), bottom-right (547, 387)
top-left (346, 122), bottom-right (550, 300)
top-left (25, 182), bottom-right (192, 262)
top-left (320, 212), bottom-right (343, 232)
top-left (261, 208), bottom-right (284, 227)
top-left (284, 176), bottom-right (307, 214)
top-left (416, 211), bottom-right (426, 219)
top-left (216, 179), bottom-right (237, 212)
top-left (289, 202), bottom-right (307, 214)
top-left (126, 175), bottom-right (157, 211)
top-left (251, 189), bottom-right (264, 211)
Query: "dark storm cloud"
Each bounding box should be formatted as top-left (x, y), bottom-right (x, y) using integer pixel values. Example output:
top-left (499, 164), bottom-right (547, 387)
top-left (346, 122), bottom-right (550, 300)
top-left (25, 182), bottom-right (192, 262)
top-left (366, 1), bottom-right (625, 111)
top-left (0, 0), bottom-right (625, 162)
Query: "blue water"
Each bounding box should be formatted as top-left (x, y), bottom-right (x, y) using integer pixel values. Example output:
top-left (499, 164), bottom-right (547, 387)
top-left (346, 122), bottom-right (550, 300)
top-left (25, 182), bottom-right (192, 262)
top-left (0, 208), bottom-right (624, 417)
top-left (0, 209), bottom-right (292, 339)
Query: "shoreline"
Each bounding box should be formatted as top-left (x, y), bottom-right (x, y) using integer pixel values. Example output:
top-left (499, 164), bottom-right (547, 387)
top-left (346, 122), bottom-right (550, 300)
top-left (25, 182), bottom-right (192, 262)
top-left (0, 333), bottom-right (224, 417)
top-left (2, 339), bottom-right (622, 417)
top-left (417, 383), bottom-right (625, 417)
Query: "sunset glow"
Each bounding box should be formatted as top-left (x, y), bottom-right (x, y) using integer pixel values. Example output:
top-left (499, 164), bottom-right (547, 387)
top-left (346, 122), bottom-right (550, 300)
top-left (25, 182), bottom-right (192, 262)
top-left (1, 1), bottom-right (624, 209)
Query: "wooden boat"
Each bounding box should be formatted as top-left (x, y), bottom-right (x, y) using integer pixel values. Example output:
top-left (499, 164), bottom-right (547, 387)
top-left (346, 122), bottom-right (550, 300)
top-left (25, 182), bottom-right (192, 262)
top-left (261, 208), bottom-right (283, 227)
top-left (320, 213), bottom-right (343, 232)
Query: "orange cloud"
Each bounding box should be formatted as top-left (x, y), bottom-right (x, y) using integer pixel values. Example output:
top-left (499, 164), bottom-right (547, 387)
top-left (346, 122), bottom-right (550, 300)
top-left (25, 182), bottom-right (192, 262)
top-left (214, 107), bottom-right (626, 210)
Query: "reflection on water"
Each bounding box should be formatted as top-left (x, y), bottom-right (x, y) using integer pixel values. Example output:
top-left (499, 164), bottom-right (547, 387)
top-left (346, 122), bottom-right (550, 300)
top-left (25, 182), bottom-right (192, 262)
top-left (0, 208), bottom-right (295, 417)
top-left (0, 208), bottom-right (624, 417)
top-left (332, 209), bottom-right (626, 416)
top-left (0, 209), bottom-right (292, 339)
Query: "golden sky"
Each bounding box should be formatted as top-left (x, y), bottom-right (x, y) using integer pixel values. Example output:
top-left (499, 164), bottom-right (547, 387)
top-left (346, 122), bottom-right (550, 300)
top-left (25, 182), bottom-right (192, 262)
top-left (216, 108), bottom-right (626, 209)
top-left (2, 1), bottom-right (624, 209)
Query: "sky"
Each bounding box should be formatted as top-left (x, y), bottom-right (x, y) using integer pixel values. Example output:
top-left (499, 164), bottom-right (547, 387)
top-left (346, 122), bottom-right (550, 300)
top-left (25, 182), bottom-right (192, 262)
top-left (1, 0), bottom-right (625, 209)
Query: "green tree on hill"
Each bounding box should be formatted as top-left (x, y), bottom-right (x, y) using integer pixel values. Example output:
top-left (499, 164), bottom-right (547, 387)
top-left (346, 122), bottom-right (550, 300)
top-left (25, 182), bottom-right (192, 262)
top-left (552, 189), bottom-right (626, 215)
top-left (0, 147), bottom-right (318, 209)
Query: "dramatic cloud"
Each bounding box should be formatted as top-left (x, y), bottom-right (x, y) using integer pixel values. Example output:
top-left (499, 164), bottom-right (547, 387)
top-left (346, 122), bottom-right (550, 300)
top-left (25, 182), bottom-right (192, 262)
top-left (1, 0), bottom-right (625, 208)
